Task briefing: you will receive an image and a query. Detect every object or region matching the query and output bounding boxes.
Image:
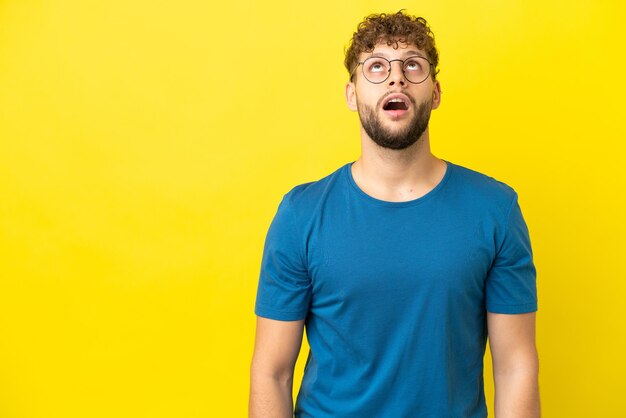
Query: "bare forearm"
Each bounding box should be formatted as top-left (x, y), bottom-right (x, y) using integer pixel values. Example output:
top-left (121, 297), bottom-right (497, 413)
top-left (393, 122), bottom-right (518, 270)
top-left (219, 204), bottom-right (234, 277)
top-left (249, 373), bottom-right (294, 418)
top-left (493, 369), bottom-right (540, 418)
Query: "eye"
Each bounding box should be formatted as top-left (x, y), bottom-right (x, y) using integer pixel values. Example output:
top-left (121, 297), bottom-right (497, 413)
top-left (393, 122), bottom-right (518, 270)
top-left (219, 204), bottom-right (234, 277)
top-left (405, 59), bottom-right (422, 71)
top-left (366, 58), bottom-right (388, 73)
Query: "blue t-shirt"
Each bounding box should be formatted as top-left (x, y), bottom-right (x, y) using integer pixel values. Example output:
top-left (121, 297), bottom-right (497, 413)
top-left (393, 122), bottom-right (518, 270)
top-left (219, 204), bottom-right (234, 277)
top-left (255, 160), bottom-right (537, 418)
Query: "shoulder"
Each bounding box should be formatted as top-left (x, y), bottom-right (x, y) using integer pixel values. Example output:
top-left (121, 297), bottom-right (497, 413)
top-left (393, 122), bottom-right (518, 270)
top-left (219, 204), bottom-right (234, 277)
top-left (281, 163), bottom-right (348, 213)
top-left (447, 161), bottom-right (519, 211)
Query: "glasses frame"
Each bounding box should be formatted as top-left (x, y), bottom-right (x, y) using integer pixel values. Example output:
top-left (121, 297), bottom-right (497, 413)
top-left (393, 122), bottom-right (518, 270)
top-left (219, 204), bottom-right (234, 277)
top-left (351, 55), bottom-right (434, 84)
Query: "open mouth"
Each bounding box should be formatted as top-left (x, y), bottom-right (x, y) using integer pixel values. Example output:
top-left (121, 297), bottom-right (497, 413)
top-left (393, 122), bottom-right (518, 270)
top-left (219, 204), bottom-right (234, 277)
top-left (383, 98), bottom-right (409, 111)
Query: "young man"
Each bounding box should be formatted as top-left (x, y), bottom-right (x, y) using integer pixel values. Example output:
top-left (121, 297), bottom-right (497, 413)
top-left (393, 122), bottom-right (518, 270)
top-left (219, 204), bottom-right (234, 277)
top-left (250, 11), bottom-right (540, 418)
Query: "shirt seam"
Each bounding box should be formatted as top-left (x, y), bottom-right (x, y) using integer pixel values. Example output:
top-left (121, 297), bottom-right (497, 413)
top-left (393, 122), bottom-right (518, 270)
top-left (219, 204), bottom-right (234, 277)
top-left (344, 160), bottom-right (453, 208)
top-left (495, 191), bottom-right (519, 253)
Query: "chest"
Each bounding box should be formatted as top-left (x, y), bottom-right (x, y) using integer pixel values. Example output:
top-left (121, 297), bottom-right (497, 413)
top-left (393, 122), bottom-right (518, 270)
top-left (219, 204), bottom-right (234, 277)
top-left (306, 206), bottom-right (496, 304)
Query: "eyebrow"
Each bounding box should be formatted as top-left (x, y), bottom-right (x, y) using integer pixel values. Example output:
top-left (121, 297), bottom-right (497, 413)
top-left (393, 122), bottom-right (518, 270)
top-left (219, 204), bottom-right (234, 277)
top-left (369, 50), bottom-right (426, 59)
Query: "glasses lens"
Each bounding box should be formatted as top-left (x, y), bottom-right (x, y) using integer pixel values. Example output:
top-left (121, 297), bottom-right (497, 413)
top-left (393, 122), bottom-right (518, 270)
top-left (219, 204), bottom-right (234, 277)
top-left (362, 57), bottom-right (390, 83)
top-left (403, 57), bottom-right (431, 84)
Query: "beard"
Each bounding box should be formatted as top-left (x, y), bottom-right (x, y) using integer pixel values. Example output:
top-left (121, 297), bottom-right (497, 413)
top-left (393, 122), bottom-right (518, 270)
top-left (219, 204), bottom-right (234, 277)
top-left (357, 95), bottom-right (433, 150)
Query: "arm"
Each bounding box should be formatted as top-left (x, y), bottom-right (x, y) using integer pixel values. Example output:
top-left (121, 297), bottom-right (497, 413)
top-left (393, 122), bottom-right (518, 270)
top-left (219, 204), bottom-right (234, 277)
top-left (488, 312), bottom-right (540, 418)
top-left (249, 316), bottom-right (305, 418)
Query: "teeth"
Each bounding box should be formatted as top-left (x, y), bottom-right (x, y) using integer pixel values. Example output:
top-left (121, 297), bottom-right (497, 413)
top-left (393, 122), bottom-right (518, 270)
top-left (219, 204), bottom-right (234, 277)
top-left (389, 98), bottom-right (404, 103)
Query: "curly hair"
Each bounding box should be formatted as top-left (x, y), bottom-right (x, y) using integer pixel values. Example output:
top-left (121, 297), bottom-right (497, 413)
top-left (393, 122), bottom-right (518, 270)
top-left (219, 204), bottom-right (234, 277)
top-left (344, 10), bottom-right (439, 82)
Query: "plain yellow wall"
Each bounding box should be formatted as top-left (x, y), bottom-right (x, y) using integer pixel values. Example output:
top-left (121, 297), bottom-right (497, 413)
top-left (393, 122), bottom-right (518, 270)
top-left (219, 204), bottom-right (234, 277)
top-left (1, 1), bottom-right (624, 417)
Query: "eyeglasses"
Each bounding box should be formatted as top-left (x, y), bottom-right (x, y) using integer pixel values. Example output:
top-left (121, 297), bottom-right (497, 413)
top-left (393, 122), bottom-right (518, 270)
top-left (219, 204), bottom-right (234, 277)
top-left (351, 55), bottom-right (433, 84)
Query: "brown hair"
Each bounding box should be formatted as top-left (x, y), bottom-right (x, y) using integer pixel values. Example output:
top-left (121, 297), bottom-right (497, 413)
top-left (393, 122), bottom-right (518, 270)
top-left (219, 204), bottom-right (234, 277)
top-left (344, 10), bottom-right (439, 82)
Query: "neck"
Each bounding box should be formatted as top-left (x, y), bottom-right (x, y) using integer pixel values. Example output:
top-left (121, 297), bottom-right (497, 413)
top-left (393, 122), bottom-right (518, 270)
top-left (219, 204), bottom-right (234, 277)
top-left (351, 128), bottom-right (446, 202)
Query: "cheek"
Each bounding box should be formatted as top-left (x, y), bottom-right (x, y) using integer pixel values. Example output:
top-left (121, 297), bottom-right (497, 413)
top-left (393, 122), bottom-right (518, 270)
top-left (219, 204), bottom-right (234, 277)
top-left (356, 90), bottom-right (381, 109)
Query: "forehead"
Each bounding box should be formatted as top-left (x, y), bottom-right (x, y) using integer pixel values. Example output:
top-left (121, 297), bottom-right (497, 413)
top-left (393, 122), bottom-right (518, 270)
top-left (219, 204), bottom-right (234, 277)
top-left (359, 42), bottom-right (426, 60)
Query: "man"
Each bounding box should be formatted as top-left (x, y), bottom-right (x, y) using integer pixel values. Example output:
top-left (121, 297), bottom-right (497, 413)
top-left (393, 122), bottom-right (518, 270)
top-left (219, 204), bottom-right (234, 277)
top-left (250, 11), bottom-right (540, 418)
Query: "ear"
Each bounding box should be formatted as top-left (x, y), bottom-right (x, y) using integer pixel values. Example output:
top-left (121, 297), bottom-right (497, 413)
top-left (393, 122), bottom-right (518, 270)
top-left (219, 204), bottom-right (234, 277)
top-left (345, 81), bottom-right (358, 112)
top-left (431, 80), bottom-right (442, 110)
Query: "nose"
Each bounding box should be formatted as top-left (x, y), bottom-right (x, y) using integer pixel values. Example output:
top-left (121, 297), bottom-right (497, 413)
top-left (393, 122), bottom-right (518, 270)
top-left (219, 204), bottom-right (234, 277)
top-left (387, 61), bottom-right (407, 86)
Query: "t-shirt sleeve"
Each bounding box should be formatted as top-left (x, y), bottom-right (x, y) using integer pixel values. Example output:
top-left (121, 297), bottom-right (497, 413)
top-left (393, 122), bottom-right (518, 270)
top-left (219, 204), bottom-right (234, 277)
top-left (254, 194), bottom-right (312, 321)
top-left (485, 193), bottom-right (538, 314)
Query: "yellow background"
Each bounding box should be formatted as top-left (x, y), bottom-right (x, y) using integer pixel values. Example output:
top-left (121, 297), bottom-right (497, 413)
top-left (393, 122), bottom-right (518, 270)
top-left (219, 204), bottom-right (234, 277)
top-left (1, 1), bottom-right (624, 417)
